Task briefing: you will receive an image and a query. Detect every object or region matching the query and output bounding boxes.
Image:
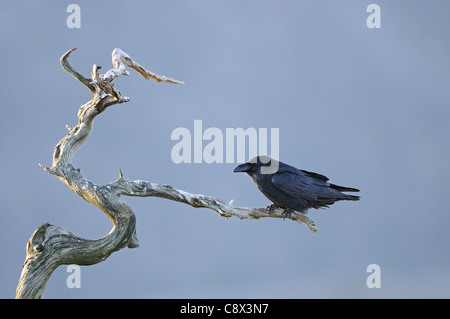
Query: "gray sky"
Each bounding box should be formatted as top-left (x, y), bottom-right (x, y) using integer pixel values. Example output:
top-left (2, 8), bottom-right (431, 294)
top-left (1, 1), bottom-right (449, 298)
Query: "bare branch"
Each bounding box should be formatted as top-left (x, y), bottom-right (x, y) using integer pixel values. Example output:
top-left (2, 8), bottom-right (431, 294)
top-left (100, 48), bottom-right (185, 84)
top-left (60, 48), bottom-right (96, 93)
top-left (16, 48), bottom-right (181, 299)
top-left (16, 47), bottom-right (315, 299)
top-left (109, 173), bottom-right (317, 233)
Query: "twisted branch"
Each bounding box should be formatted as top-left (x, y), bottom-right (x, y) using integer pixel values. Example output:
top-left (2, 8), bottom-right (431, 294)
top-left (16, 48), bottom-right (315, 299)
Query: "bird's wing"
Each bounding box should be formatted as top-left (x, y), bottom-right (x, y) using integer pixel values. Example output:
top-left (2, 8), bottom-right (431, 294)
top-left (300, 169), bottom-right (329, 182)
top-left (271, 168), bottom-right (321, 201)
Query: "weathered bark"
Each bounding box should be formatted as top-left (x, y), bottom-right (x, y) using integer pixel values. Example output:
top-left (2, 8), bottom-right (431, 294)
top-left (15, 48), bottom-right (316, 299)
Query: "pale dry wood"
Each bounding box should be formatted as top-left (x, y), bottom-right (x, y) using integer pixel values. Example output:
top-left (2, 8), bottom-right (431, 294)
top-left (16, 48), bottom-right (315, 299)
top-left (109, 171), bottom-right (317, 231)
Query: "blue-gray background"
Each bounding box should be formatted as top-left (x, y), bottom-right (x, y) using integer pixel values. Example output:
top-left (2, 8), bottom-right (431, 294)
top-left (1, 1), bottom-right (449, 298)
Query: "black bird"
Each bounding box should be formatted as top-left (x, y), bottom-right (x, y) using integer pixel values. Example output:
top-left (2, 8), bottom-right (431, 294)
top-left (233, 156), bottom-right (360, 217)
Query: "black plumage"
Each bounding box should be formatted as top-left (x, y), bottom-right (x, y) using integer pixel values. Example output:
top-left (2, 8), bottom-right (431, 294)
top-left (233, 156), bottom-right (360, 216)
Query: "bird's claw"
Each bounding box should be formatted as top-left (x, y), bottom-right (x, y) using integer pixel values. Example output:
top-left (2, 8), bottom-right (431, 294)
top-left (282, 209), bottom-right (294, 221)
top-left (266, 204), bottom-right (293, 220)
top-left (266, 204), bottom-right (276, 214)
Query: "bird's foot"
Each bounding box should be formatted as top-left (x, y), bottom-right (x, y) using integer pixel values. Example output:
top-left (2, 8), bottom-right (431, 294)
top-left (265, 204), bottom-right (277, 215)
top-left (266, 204), bottom-right (293, 220)
top-left (282, 209), bottom-right (294, 221)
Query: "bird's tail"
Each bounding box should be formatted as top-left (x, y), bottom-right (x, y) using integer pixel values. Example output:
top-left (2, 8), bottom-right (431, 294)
top-left (330, 183), bottom-right (360, 201)
top-left (330, 183), bottom-right (360, 193)
top-left (341, 194), bottom-right (360, 201)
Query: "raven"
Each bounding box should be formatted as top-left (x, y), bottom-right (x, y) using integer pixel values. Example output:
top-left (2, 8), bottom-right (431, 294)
top-left (233, 156), bottom-right (360, 217)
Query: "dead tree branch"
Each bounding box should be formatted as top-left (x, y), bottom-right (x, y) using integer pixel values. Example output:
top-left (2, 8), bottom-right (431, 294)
top-left (15, 48), bottom-right (315, 299)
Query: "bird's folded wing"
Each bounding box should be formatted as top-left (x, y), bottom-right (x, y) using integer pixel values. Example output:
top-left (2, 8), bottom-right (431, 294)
top-left (300, 169), bottom-right (329, 181)
top-left (271, 170), bottom-right (318, 201)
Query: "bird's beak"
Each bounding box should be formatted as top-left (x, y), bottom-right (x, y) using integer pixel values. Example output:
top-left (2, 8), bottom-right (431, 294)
top-left (233, 163), bottom-right (252, 173)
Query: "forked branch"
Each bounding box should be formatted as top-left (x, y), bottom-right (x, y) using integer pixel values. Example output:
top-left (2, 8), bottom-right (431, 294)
top-left (16, 48), bottom-right (315, 299)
